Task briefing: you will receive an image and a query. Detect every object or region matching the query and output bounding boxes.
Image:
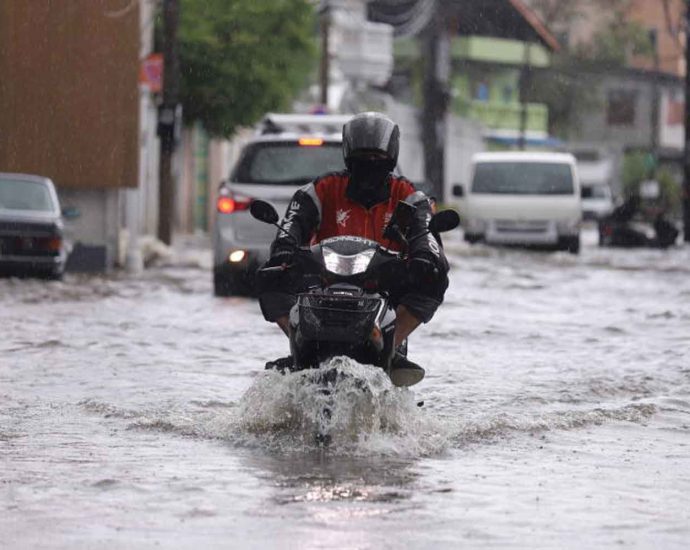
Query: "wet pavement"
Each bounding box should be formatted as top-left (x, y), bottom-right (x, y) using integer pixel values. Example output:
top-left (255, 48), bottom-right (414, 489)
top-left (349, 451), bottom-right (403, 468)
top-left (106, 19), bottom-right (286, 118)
top-left (2, 229), bottom-right (689, 549)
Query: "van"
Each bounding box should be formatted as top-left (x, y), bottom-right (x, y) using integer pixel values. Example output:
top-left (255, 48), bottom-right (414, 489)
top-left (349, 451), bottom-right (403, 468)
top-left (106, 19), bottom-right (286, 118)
top-left (451, 152), bottom-right (582, 253)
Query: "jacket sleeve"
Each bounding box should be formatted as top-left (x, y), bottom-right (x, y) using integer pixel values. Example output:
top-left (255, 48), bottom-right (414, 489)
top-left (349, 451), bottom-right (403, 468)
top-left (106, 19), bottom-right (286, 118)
top-left (403, 188), bottom-right (446, 270)
top-left (270, 181), bottom-right (322, 253)
top-left (398, 186), bottom-right (450, 323)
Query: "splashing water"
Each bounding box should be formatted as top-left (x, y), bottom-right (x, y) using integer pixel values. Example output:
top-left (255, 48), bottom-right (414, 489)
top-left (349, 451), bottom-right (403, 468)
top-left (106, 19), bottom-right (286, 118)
top-left (234, 356), bottom-right (450, 456)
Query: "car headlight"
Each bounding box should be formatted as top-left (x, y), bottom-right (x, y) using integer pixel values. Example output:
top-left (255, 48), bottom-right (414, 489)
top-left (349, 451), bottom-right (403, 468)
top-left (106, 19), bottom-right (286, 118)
top-left (229, 250), bottom-right (247, 263)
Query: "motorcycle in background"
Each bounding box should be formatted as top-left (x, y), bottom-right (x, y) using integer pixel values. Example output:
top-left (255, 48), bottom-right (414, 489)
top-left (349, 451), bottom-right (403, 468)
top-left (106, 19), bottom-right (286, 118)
top-left (598, 194), bottom-right (679, 249)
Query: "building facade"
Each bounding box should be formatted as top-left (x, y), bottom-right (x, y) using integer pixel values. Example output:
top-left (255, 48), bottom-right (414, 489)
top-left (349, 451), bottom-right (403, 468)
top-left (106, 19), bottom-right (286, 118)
top-left (0, 1), bottom-right (160, 271)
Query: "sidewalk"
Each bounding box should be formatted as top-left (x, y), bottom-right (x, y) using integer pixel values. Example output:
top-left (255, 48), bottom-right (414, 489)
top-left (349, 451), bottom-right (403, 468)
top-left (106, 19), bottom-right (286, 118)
top-left (138, 231), bottom-right (213, 270)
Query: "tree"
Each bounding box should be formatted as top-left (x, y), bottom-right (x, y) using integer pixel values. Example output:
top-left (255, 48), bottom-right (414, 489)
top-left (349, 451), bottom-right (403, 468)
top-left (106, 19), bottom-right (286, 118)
top-left (170, 0), bottom-right (316, 138)
top-left (525, 0), bottom-right (654, 138)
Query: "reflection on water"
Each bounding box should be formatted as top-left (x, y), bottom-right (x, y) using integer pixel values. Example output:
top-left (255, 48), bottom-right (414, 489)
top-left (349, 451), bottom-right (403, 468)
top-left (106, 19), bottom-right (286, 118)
top-left (246, 452), bottom-right (418, 505)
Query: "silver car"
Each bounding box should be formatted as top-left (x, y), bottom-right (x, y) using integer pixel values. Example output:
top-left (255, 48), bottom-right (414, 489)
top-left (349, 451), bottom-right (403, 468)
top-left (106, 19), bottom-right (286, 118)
top-left (0, 172), bottom-right (69, 279)
top-left (213, 114), bottom-right (352, 296)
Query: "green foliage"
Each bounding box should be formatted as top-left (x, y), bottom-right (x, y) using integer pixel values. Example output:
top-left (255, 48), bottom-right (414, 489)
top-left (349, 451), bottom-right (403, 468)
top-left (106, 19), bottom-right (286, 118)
top-left (622, 152), bottom-right (682, 217)
top-left (622, 151), bottom-right (651, 195)
top-left (573, 20), bottom-right (653, 67)
top-left (655, 168), bottom-right (682, 216)
top-left (174, 0), bottom-right (316, 138)
top-left (525, 0), bottom-right (657, 139)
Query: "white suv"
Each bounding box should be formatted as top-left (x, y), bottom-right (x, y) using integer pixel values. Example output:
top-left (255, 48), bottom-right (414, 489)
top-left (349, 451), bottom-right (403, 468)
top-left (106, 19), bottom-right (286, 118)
top-left (213, 113), bottom-right (353, 296)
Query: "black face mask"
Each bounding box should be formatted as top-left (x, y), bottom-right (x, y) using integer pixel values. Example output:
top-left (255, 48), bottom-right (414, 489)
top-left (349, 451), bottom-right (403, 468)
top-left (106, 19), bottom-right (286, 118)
top-left (348, 158), bottom-right (391, 208)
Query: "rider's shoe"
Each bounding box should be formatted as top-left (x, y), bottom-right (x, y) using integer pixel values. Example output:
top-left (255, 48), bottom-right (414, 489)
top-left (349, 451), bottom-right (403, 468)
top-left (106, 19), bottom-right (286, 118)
top-left (388, 352), bottom-right (425, 387)
top-left (265, 355), bottom-right (294, 373)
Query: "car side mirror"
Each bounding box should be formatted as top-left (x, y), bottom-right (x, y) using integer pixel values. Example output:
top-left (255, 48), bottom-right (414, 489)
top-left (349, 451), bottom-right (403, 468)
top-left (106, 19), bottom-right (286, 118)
top-left (452, 184), bottom-right (464, 197)
top-left (62, 206), bottom-right (81, 220)
top-left (249, 199), bottom-right (279, 225)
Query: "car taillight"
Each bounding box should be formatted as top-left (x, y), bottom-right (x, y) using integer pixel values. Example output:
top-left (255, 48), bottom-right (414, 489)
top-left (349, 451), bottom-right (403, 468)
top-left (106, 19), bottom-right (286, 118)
top-left (217, 193), bottom-right (252, 214)
top-left (45, 236), bottom-right (62, 251)
top-left (33, 236), bottom-right (62, 251)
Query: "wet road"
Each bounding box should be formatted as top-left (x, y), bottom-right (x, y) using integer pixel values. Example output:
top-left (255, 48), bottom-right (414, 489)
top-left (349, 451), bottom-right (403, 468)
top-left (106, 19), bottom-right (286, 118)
top-left (2, 230), bottom-right (690, 549)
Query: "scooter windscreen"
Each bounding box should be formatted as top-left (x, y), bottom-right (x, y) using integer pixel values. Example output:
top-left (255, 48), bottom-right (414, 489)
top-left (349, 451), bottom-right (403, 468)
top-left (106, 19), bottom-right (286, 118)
top-left (319, 236), bottom-right (379, 276)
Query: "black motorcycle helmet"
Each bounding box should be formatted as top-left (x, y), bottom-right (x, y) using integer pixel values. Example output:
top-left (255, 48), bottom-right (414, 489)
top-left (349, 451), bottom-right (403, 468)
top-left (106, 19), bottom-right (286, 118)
top-left (342, 112), bottom-right (400, 171)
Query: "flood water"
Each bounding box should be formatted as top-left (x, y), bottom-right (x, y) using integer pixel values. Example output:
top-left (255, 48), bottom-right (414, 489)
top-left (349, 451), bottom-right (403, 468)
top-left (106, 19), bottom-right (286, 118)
top-left (2, 230), bottom-right (690, 549)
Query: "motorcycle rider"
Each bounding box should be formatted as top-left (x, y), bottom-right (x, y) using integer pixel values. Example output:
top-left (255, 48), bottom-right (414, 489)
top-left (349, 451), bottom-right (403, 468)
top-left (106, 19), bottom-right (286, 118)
top-left (257, 112), bottom-right (449, 387)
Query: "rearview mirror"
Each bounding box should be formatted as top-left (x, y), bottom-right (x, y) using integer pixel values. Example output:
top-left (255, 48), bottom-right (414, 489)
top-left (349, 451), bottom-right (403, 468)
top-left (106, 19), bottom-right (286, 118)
top-left (249, 199), bottom-right (279, 225)
top-left (452, 184), bottom-right (464, 197)
top-left (391, 201), bottom-right (416, 231)
top-left (383, 200), bottom-right (417, 243)
top-left (429, 209), bottom-right (460, 234)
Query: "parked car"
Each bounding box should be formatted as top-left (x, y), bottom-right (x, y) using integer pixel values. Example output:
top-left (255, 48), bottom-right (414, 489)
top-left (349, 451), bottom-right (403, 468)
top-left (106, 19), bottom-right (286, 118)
top-left (581, 181), bottom-right (614, 220)
top-left (451, 152), bottom-right (582, 253)
top-left (0, 172), bottom-right (69, 279)
top-left (212, 113), bottom-right (353, 296)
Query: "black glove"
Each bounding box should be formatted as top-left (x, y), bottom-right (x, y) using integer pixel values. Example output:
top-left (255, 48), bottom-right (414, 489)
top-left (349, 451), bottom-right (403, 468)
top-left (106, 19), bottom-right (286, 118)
top-left (408, 254), bottom-right (439, 286)
top-left (266, 242), bottom-right (296, 268)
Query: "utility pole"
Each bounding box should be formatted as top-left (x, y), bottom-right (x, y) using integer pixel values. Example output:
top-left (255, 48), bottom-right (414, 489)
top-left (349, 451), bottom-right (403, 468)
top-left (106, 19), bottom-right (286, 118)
top-left (518, 42), bottom-right (532, 151)
top-left (650, 29), bottom-right (660, 171)
top-left (157, 0), bottom-right (180, 246)
top-left (319, 0), bottom-right (330, 109)
top-left (684, 1), bottom-right (690, 241)
top-left (421, 5), bottom-right (450, 203)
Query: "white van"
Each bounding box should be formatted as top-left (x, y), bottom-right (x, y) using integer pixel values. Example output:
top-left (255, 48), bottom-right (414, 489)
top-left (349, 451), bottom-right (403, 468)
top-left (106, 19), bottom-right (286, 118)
top-left (452, 152), bottom-right (582, 253)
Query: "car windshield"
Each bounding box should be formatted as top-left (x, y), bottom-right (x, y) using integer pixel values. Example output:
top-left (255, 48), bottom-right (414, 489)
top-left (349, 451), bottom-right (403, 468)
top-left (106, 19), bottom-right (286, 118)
top-left (472, 162), bottom-right (574, 195)
top-left (0, 178), bottom-right (55, 212)
top-left (231, 141), bottom-right (345, 185)
top-left (581, 184), bottom-right (609, 199)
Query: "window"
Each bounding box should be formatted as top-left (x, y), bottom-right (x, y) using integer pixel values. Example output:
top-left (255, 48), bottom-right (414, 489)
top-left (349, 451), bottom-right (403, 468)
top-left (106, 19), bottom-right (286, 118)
top-left (581, 184), bottom-right (610, 199)
top-left (231, 141), bottom-right (344, 185)
top-left (607, 89), bottom-right (637, 126)
top-left (0, 179), bottom-right (55, 212)
top-left (572, 150), bottom-right (600, 162)
top-left (475, 82), bottom-right (489, 101)
top-left (471, 162), bottom-right (574, 195)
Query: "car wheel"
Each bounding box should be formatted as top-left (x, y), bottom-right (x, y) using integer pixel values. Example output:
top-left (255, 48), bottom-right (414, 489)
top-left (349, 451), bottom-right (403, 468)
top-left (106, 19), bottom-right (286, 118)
top-left (464, 233), bottom-right (482, 244)
top-left (559, 236), bottom-right (580, 254)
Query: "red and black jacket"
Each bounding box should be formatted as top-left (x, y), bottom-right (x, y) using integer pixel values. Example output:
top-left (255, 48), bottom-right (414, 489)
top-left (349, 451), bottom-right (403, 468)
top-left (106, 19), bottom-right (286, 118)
top-left (273, 171), bottom-right (443, 266)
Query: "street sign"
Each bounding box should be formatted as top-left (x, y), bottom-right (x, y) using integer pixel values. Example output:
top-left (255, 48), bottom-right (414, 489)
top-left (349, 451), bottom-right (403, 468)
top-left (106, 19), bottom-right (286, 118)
top-left (140, 53), bottom-right (163, 93)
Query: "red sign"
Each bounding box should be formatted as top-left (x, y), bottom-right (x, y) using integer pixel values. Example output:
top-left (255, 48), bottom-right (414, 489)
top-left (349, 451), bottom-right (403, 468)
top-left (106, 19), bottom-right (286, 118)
top-left (139, 53), bottom-right (163, 93)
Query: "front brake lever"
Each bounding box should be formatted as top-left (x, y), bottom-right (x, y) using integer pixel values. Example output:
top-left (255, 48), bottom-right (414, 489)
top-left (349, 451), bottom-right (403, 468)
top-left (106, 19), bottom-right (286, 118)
top-left (258, 265), bottom-right (289, 274)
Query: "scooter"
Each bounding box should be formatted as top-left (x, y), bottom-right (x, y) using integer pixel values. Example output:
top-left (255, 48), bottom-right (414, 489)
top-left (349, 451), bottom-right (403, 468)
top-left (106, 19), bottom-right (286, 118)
top-left (250, 199), bottom-right (459, 445)
top-left (598, 199), bottom-right (679, 249)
